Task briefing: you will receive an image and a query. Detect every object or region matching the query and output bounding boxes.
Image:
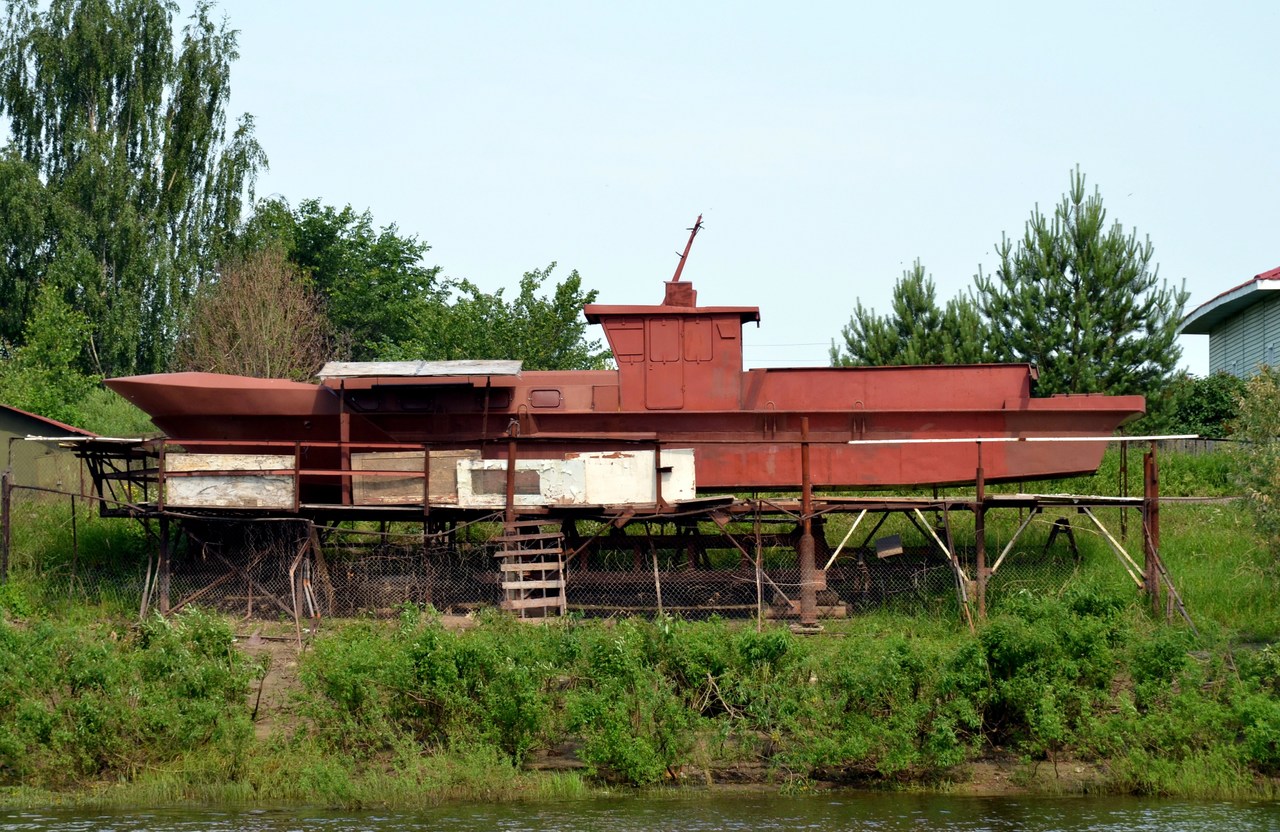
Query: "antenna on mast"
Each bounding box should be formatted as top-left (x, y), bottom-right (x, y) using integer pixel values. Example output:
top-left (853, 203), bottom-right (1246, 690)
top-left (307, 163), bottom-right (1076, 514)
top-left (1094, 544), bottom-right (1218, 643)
top-left (670, 215), bottom-right (703, 283)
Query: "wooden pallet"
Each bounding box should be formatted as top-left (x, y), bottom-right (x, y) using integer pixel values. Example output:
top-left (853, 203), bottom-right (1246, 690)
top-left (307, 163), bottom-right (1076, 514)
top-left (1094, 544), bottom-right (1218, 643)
top-left (495, 521), bottom-right (565, 617)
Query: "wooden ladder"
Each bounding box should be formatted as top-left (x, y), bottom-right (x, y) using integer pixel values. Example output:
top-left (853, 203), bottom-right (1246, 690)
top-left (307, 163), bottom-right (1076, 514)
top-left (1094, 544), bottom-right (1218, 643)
top-left (495, 521), bottom-right (566, 617)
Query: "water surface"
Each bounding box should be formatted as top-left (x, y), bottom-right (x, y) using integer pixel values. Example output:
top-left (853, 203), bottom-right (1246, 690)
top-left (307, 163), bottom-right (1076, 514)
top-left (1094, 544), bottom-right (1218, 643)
top-left (3, 793), bottom-right (1277, 831)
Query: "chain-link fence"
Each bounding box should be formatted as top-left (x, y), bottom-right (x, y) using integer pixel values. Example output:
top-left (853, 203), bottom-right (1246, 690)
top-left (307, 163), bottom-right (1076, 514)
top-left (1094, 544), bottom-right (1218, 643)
top-left (4, 479), bottom-right (1154, 624)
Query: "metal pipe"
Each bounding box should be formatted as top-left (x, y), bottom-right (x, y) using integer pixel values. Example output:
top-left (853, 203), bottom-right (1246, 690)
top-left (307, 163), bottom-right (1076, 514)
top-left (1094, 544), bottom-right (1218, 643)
top-left (799, 417), bottom-right (817, 627)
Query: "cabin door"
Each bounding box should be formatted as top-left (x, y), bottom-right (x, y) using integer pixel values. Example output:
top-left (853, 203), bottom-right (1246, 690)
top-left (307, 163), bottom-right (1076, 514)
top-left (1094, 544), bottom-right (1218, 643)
top-left (645, 317), bottom-right (684, 410)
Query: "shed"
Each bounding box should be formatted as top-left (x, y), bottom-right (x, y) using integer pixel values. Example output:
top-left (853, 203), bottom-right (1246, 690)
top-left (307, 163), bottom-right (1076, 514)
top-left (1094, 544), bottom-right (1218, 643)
top-left (0, 404), bottom-right (95, 494)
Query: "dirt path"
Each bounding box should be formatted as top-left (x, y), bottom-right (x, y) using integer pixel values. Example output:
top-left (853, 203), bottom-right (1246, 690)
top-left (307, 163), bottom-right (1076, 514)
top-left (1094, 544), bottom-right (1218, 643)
top-left (236, 626), bottom-right (304, 740)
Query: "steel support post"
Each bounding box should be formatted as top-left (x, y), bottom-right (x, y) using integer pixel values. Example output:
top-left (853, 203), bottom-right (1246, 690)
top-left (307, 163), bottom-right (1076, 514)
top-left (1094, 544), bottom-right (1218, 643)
top-left (1143, 445), bottom-right (1161, 612)
top-left (505, 433), bottom-right (518, 529)
top-left (798, 418), bottom-right (817, 626)
top-left (975, 455), bottom-right (987, 620)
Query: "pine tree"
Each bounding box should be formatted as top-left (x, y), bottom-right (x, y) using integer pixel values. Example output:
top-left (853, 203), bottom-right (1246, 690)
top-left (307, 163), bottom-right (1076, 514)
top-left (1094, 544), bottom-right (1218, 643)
top-left (975, 167), bottom-right (1187, 398)
top-left (831, 261), bottom-right (990, 366)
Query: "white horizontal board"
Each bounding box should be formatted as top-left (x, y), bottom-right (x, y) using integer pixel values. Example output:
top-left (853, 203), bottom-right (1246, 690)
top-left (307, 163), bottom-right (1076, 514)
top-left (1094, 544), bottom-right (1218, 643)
top-left (165, 453), bottom-right (294, 473)
top-left (318, 360), bottom-right (522, 378)
top-left (163, 453), bottom-right (295, 508)
top-left (455, 449), bottom-right (695, 508)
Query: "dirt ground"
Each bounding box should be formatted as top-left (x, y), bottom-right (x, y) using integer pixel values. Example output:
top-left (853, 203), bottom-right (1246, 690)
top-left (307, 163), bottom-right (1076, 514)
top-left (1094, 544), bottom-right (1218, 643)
top-left (231, 620), bottom-right (1107, 796)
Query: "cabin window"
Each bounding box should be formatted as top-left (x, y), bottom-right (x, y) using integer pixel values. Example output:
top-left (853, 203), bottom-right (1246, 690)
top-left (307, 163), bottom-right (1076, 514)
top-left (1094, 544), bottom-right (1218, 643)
top-left (684, 319), bottom-right (714, 362)
top-left (610, 320), bottom-right (645, 363)
top-left (346, 391), bottom-right (381, 412)
top-left (530, 389), bottom-right (562, 408)
top-left (649, 318), bottom-right (681, 362)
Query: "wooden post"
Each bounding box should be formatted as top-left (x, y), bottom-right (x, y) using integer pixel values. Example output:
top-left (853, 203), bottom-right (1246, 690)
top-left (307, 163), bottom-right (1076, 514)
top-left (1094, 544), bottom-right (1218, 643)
top-left (1143, 444), bottom-right (1161, 612)
top-left (798, 417), bottom-right (818, 627)
top-left (1, 469), bottom-right (11, 585)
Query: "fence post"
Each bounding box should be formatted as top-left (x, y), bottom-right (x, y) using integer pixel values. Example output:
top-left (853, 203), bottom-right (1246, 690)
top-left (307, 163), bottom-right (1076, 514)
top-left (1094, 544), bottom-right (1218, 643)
top-left (1, 469), bottom-right (11, 584)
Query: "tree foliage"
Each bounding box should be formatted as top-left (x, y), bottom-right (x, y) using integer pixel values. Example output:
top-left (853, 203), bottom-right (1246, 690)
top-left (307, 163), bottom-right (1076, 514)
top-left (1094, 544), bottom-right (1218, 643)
top-left (239, 198), bottom-right (609, 371)
top-left (1232, 368), bottom-right (1280, 556)
top-left (238, 197), bottom-right (447, 361)
top-left (173, 246), bottom-right (330, 381)
top-left (0, 280), bottom-right (97, 425)
top-left (399, 264), bottom-right (610, 370)
top-left (0, 0), bottom-right (264, 376)
top-left (1143, 371), bottom-right (1245, 438)
top-left (975, 168), bottom-right (1188, 398)
top-left (830, 261), bottom-right (990, 366)
top-left (834, 170), bottom-right (1188, 401)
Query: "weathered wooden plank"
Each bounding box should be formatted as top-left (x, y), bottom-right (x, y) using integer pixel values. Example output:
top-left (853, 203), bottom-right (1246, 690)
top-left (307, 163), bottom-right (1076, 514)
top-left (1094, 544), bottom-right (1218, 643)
top-left (456, 449), bottom-right (696, 508)
top-left (501, 579), bottom-right (565, 591)
top-left (497, 531), bottom-right (564, 543)
top-left (351, 450), bottom-right (479, 505)
top-left (162, 454), bottom-right (296, 508)
top-left (165, 453), bottom-right (294, 473)
top-left (319, 359), bottom-right (523, 378)
top-left (165, 476), bottom-right (294, 509)
top-left (501, 596), bottom-right (566, 610)
top-left (498, 562), bottom-right (564, 573)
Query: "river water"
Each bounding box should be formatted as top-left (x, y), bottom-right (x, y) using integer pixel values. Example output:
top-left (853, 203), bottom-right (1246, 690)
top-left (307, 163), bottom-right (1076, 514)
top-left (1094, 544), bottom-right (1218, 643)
top-left (2, 793), bottom-right (1278, 832)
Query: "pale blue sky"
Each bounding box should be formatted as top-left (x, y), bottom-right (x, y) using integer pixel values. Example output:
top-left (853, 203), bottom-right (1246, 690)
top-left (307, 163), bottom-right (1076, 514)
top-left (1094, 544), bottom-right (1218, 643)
top-left (205, 0), bottom-right (1279, 374)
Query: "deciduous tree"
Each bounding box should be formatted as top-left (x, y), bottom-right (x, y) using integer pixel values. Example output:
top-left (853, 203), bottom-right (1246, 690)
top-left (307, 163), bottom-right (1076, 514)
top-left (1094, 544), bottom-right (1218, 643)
top-left (237, 197), bottom-right (445, 361)
top-left (239, 199), bottom-right (609, 370)
top-left (0, 280), bottom-right (97, 425)
top-left (173, 246), bottom-right (329, 381)
top-left (0, 0), bottom-right (264, 376)
top-left (402, 264), bottom-right (610, 370)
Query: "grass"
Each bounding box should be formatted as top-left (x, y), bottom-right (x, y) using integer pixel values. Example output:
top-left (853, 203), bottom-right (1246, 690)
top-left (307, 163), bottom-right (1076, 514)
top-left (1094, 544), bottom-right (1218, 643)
top-left (2, 448), bottom-right (1279, 805)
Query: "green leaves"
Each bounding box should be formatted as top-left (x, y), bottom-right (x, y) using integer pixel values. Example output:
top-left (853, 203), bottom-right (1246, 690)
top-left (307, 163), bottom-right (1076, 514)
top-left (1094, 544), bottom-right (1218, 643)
top-left (0, 0), bottom-right (264, 378)
top-left (831, 260), bottom-right (990, 367)
top-left (239, 197), bottom-right (609, 371)
top-left (976, 167), bottom-right (1188, 398)
top-left (835, 168), bottom-right (1188, 401)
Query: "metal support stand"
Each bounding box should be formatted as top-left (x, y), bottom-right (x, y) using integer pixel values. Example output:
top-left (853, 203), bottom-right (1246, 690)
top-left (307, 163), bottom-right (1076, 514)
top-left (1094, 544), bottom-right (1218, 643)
top-left (975, 453), bottom-right (987, 619)
top-left (797, 417), bottom-right (819, 628)
top-left (1143, 444), bottom-right (1161, 611)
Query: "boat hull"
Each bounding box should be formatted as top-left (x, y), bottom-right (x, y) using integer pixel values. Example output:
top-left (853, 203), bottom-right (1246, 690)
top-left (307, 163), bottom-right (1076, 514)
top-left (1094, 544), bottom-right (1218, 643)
top-left (107, 367), bottom-right (1143, 494)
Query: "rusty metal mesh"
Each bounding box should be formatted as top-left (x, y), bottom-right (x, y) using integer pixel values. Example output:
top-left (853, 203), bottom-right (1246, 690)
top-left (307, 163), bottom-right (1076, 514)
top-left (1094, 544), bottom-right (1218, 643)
top-left (6, 487), bottom-right (1143, 622)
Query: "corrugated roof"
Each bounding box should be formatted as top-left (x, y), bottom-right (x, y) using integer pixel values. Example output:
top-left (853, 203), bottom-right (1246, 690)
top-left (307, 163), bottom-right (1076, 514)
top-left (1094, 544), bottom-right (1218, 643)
top-left (317, 360), bottom-right (524, 379)
top-left (1180, 266), bottom-right (1280, 335)
top-left (0, 403), bottom-right (96, 437)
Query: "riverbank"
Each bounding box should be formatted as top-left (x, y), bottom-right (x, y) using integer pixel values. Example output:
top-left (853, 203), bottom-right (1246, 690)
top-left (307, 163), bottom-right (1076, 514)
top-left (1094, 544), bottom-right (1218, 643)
top-left (2, 593), bottom-right (1278, 809)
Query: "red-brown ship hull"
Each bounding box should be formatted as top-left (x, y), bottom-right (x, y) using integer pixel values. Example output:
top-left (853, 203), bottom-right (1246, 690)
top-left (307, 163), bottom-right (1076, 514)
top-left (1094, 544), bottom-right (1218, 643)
top-left (107, 364), bottom-right (1142, 493)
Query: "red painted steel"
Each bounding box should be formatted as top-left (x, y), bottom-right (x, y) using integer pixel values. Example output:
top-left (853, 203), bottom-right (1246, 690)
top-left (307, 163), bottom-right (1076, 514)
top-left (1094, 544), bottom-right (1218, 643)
top-left (107, 246), bottom-right (1144, 497)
